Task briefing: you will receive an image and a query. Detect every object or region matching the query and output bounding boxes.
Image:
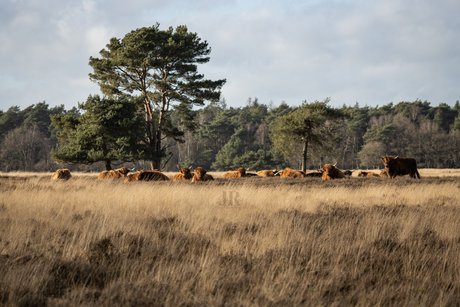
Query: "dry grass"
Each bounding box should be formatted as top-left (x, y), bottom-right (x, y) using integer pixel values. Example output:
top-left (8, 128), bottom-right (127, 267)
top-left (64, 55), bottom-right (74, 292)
top-left (1, 173), bottom-right (460, 306)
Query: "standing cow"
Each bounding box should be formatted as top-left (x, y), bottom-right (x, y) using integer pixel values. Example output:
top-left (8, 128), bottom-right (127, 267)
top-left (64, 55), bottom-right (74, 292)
top-left (380, 156), bottom-right (420, 179)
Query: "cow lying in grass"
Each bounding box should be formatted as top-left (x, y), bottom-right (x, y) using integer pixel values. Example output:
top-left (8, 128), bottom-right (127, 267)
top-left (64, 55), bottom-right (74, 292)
top-left (124, 170), bottom-right (144, 182)
top-left (321, 164), bottom-right (345, 180)
top-left (223, 167), bottom-right (246, 178)
top-left (357, 171), bottom-right (380, 177)
top-left (51, 169), bottom-right (71, 180)
top-left (256, 170), bottom-right (279, 177)
top-left (138, 170), bottom-right (170, 181)
top-left (98, 167), bottom-right (131, 180)
top-left (173, 167), bottom-right (194, 181)
top-left (191, 167), bottom-right (214, 182)
top-left (279, 168), bottom-right (306, 178)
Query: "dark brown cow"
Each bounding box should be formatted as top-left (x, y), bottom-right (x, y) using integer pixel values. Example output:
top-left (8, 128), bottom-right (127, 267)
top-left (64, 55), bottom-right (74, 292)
top-left (279, 168), bottom-right (306, 178)
top-left (191, 167), bottom-right (214, 182)
top-left (124, 170), bottom-right (144, 182)
top-left (357, 171), bottom-right (380, 177)
top-left (51, 169), bottom-right (71, 180)
top-left (223, 167), bottom-right (246, 178)
top-left (380, 156), bottom-right (420, 179)
top-left (138, 170), bottom-right (170, 181)
top-left (305, 170), bottom-right (323, 177)
top-left (98, 167), bottom-right (131, 180)
top-left (321, 164), bottom-right (345, 180)
top-left (173, 167), bottom-right (193, 181)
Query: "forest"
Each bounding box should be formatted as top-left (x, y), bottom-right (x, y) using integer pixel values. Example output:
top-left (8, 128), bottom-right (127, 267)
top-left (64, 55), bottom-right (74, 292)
top-left (1, 98), bottom-right (460, 173)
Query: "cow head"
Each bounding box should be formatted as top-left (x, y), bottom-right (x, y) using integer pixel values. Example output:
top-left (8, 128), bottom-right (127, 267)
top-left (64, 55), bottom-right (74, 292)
top-left (380, 156), bottom-right (397, 169)
top-left (194, 167), bottom-right (207, 179)
top-left (321, 164), bottom-right (343, 180)
top-left (237, 167), bottom-right (246, 176)
top-left (118, 167), bottom-right (130, 176)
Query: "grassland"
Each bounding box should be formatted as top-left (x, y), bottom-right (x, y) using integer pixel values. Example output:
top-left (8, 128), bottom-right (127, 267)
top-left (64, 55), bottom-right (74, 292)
top-left (1, 171), bottom-right (460, 306)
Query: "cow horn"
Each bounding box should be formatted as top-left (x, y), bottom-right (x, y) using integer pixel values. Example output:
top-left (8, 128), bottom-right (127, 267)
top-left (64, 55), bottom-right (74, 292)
top-left (333, 162), bottom-right (337, 167)
top-left (189, 166), bottom-right (193, 170)
top-left (394, 156), bottom-right (399, 159)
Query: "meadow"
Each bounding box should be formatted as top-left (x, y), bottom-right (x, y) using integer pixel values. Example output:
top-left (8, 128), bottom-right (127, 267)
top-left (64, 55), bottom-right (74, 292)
top-left (1, 170), bottom-right (460, 306)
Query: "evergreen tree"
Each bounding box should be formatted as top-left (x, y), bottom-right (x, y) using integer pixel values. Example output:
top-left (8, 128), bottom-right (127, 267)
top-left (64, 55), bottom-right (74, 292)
top-left (89, 23), bottom-right (226, 169)
top-left (51, 95), bottom-right (146, 170)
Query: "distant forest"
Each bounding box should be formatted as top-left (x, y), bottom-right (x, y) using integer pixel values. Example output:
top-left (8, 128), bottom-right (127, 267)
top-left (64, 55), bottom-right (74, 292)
top-left (1, 98), bottom-right (460, 172)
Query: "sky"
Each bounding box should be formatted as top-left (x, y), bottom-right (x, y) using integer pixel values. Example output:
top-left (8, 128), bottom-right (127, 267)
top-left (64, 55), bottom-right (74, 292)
top-left (1, 0), bottom-right (460, 112)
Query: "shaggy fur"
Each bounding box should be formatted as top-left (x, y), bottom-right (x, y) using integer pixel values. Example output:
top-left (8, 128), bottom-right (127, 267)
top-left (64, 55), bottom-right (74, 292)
top-left (321, 164), bottom-right (345, 180)
top-left (379, 170), bottom-right (389, 177)
top-left (357, 171), bottom-right (380, 177)
top-left (173, 168), bottom-right (193, 181)
top-left (137, 170), bottom-right (170, 181)
top-left (256, 170), bottom-right (278, 177)
top-left (97, 167), bottom-right (131, 180)
top-left (279, 168), bottom-right (306, 179)
top-left (381, 156), bottom-right (420, 179)
top-left (51, 169), bottom-right (71, 180)
top-left (124, 170), bottom-right (144, 182)
top-left (223, 167), bottom-right (246, 178)
top-left (192, 167), bottom-right (214, 182)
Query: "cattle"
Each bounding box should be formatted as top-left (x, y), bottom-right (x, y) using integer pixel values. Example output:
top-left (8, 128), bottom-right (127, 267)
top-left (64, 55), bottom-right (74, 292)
top-left (305, 170), bottom-right (323, 177)
top-left (343, 170), bottom-right (354, 176)
top-left (279, 168), bottom-right (306, 178)
top-left (321, 164), bottom-right (345, 180)
top-left (124, 170), bottom-right (144, 182)
top-left (223, 167), bottom-right (246, 178)
top-left (51, 169), bottom-right (71, 180)
top-left (97, 167), bottom-right (131, 180)
top-left (191, 167), bottom-right (214, 182)
top-left (256, 170), bottom-right (279, 177)
top-left (173, 167), bottom-right (193, 181)
top-left (357, 171), bottom-right (380, 177)
top-left (380, 156), bottom-right (420, 179)
top-left (138, 170), bottom-right (170, 181)
top-left (379, 170), bottom-right (389, 177)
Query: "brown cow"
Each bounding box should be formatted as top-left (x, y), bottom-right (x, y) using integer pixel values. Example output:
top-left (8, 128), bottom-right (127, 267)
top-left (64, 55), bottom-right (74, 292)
top-left (98, 167), bottom-right (131, 180)
top-left (173, 167), bottom-right (193, 181)
top-left (321, 164), bottom-right (345, 180)
top-left (357, 171), bottom-right (380, 177)
top-left (51, 169), bottom-right (71, 180)
top-left (191, 167), bottom-right (214, 182)
top-left (380, 156), bottom-right (420, 179)
top-left (256, 170), bottom-right (279, 177)
top-left (379, 170), bottom-right (389, 177)
top-left (223, 167), bottom-right (246, 178)
top-left (124, 170), bottom-right (144, 182)
top-left (279, 168), bottom-right (306, 178)
top-left (138, 170), bottom-right (170, 181)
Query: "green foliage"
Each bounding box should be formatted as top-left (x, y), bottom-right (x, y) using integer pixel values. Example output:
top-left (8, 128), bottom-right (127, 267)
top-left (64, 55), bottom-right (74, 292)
top-left (88, 23), bottom-right (226, 168)
top-left (51, 95), bottom-right (147, 170)
top-left (270, 98), bottom-right (344, 171)
top-left (363, 124), bottom-right (396, 144)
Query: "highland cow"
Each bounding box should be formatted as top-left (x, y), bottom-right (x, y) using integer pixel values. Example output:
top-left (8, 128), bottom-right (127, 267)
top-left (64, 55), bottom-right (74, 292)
top-left (191, 167), bottom-right (214, 182)
top-left (379, 170), bottom-right (389, 177)
top-left (98, 167), bottom-right (131, 180)
top-left (223, 167), bottom-right (246, 178)
top-left (321, 164), bottom-right (345, 180)
top-left (51, 169), bottom-right (71, 180)
top-left (173, 167), bottom-right (194, 181)
top-left (124, 170), bottom-right (144, 182)
top-left (256, 170), bottom-right (279, 177)
top-left (380, 156), bottom-right (420, 179)
top-left (137, 170), bottom-right (170, 181)
top-left (357, 171), bottom-right (380, 177)
top-left (279, 168), bottom-right (306, 178)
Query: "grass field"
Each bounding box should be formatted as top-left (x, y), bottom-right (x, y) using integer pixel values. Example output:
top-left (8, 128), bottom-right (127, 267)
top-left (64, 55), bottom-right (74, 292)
top-left (1, 170), bottom-right (460, 306)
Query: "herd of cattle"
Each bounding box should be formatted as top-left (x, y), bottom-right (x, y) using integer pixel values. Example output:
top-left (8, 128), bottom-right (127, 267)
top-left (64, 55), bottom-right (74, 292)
top-left (50, 156), bottom-right (421, 182)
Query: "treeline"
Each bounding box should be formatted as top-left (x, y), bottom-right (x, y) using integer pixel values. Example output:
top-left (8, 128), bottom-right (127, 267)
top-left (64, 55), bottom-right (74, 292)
top-left (1, 98), bottom-right (460, 172)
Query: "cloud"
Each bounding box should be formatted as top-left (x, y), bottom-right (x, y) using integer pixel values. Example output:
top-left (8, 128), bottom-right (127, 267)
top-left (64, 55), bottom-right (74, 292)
top-left (0, 0), bottom-right (459, 111)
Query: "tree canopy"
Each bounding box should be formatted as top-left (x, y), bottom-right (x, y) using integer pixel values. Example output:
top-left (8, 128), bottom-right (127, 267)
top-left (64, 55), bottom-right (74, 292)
top-left (89, 23), bottom-right (226, 169)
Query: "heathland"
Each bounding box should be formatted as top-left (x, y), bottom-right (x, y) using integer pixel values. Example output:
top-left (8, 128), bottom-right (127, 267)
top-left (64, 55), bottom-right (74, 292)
top-left (1, 170), bottom-right (460, 306)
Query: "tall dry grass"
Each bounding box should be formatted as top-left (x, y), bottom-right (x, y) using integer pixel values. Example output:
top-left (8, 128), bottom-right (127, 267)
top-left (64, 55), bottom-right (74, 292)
top-left (1, 174), bottom-right (460, 306)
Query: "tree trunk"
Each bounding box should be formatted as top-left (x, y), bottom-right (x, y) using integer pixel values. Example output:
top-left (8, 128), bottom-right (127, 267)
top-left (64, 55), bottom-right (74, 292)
top-left (105, 159), bottom-right (112, 171)
top-left (302, 139), bottom-right (308, 172)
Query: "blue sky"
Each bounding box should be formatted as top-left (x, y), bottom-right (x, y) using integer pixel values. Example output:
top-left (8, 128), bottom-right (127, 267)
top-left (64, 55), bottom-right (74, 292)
top-left (1, 0), bottom-right (459, 111)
